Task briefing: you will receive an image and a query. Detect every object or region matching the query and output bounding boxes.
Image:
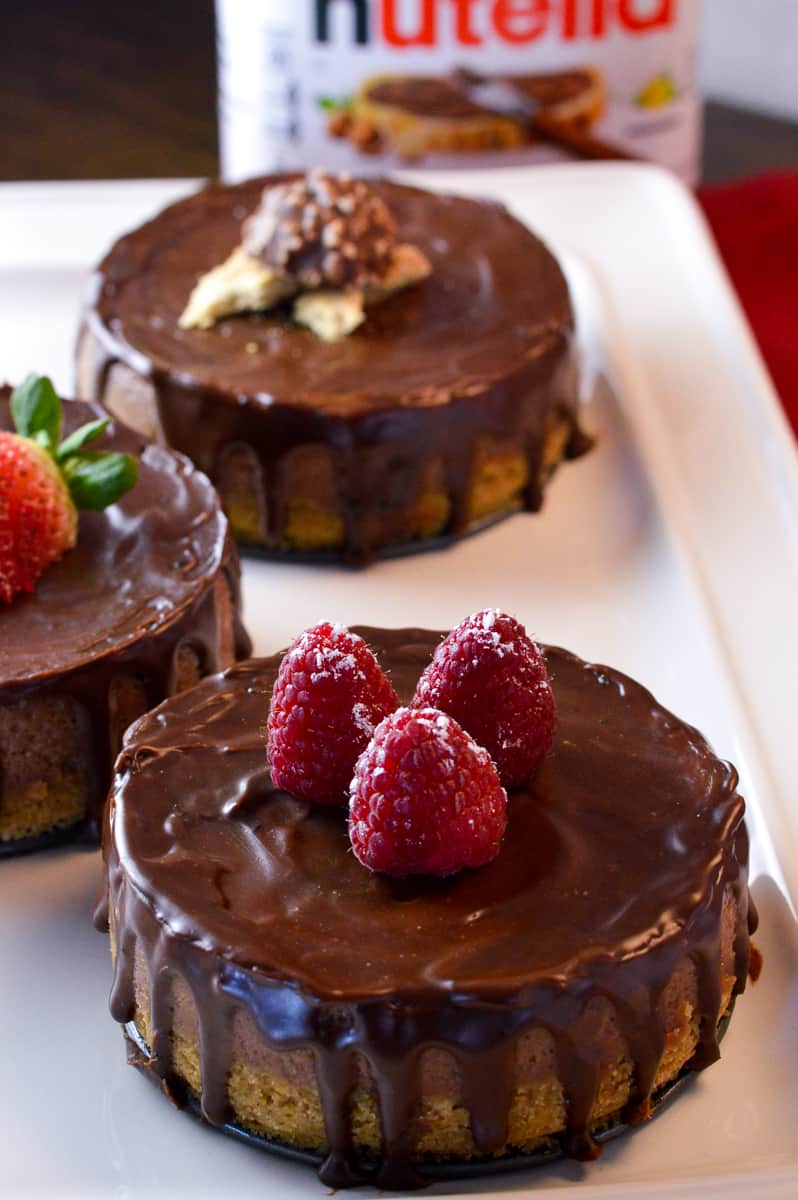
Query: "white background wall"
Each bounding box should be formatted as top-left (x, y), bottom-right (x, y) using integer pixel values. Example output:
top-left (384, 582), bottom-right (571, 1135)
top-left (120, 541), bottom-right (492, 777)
top-left (701, 0), bottom-right (798, 121)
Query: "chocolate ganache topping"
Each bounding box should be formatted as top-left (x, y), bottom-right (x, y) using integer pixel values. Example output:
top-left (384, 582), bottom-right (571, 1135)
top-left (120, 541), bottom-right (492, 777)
top-left (79, 176), bottom-right (585, 558)
top-left (242, 171), bottom-right (398, 291)
top-left (104, 628), bottom-right (756, 1188)
top-left (84, 176), bottom-right (574, 418)
top-left (0, 389), bottom-right (250, 830)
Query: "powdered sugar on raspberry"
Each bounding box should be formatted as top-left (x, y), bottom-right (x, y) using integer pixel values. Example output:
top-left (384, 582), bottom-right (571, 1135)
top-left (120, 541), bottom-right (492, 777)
top-left (349, 705), bottom-right (508, 877)
top-left (266, 622), bottom-right (398, 805)
top-left (351, 701), bottom-right (375, 737)
top-left (413, 609), bottom-right (555, 788)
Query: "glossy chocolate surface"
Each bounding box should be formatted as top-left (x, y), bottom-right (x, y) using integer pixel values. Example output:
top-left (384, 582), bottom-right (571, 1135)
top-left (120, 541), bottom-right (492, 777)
top-left (105, 628), bottom-right (755, 1187)
top-left (80, 177), bottom-right (585, 561)
top-left (1, 389), bottom-right (250, 835)
top-left (1, 393), bottom-right (239, 684)
top-left (86, 178), bottom-right (573, 418)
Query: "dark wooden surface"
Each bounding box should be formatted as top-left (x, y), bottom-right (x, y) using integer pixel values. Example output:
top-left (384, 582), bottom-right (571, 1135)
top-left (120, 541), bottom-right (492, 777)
top-left (3, 0), bottom-right (798, 185)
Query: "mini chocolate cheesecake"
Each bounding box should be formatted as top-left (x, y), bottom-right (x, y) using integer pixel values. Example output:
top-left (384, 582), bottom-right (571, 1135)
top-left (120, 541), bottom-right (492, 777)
top-left (101, 628), bottom-right (757, 1188)
top-left (77, 175), bottom-right (588, 563)
top-left (0, 389), bottom-right (250, 852)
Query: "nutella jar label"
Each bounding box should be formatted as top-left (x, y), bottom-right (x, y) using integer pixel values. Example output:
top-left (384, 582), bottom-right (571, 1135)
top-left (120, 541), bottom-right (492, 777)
top-left (217, 0), bottom-right (702, 182)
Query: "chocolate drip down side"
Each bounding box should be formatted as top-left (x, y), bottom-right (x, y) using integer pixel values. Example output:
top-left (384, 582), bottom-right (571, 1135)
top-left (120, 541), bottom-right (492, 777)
top-left (77, 177), bottom-right (588, 562)
top-left (103, 629), bottom-right (756, 1187)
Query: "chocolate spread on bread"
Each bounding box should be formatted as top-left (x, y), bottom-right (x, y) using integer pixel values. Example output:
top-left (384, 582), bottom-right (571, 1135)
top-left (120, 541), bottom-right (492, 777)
top-left (0, 391), bottom-right (250, 835)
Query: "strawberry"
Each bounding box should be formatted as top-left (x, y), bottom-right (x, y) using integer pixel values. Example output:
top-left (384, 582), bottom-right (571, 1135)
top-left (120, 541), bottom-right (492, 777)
top-left (0, 435), bottom-right (76, 602)
top-left (0, 375), bottom-right (138, 604)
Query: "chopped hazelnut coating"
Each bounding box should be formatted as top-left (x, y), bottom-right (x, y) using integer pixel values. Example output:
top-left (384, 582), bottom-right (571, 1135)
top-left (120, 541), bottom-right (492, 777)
top-left (179, 172), bottom-right (431, 340)
top-left (242, 170), bottom-right (397, 290)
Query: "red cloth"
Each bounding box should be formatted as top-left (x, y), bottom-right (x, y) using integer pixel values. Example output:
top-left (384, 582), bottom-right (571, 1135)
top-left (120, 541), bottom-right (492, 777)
top-left (698, 171), bottom-right (798, 438)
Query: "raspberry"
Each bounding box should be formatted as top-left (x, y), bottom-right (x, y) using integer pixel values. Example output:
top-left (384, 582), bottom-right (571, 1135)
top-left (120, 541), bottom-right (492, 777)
top-left (266, 623), bottom-right (398, 805)
top-left (412, 609), bottom-right (555, 788)
top-left (349, 706), bottom-right (507, 877)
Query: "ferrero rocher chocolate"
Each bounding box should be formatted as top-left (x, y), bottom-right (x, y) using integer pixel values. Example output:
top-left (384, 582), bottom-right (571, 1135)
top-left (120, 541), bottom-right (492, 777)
top-left (180, 172), bottom-right (430, 340)
top-left (101, 627), bottom-right (757, 1188)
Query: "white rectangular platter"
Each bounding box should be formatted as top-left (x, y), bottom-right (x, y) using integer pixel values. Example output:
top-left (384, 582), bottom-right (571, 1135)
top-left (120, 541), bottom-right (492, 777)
top-left (1, 164), bottom-right (797, 1200)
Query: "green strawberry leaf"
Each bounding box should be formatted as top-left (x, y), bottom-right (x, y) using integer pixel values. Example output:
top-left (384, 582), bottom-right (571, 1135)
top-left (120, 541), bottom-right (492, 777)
top-left (56, 417), bottom-right (109, 461)
top-left (62, 451), bottom-right (138, 511)
top-left (11, 374), bottom-right (62, 449)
